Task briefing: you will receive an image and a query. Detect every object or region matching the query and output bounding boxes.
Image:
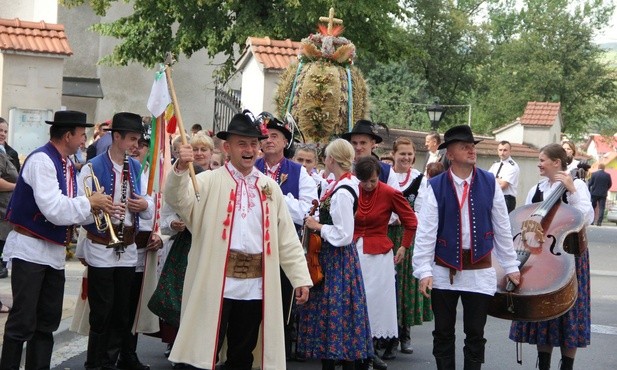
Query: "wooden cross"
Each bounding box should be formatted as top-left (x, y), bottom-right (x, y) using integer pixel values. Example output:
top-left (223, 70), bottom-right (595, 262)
top-left (319, 7), bottom-right (343, 35)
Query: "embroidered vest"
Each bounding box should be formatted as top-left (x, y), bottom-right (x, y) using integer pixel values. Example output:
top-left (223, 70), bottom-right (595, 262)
top-left (255, 158), bottom-right (301, 200)
top-left (83, 154), bottom-right (141, 237)
top-left (379, 162), bottom-right (391, 184)
top-left (430, 168), bottom-right (495, 270)
top-left (6, 142), bottom-right (76, 245)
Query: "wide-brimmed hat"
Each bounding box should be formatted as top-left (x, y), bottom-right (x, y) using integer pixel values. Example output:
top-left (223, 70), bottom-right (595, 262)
top-left (45, 110), bottom-right (93, 128)
top-left (105, 112), bottom-right (144, 134)
top-left (438, 125), bottom-right (481, 150)
top-left (256, 112), bottom-right (292, 142)
top-left (340, 120), bottom-right (383, 143)
top-left (216, 110), bottom-right (268, 140)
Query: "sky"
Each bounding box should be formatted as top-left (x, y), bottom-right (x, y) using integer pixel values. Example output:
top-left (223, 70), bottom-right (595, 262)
top-left (595, 8), bottom-right (617, 44)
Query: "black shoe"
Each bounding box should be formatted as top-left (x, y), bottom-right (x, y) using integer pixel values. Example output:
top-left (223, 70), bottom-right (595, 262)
top-left (372, 355), bottom-right (388, 370)
top-left (116, 353), bottom-right (150, 370)
top-left (382, 349), bottom-right (396, 360)
top-left (400, 339), bottom-right (414, 354)
top-left (0, 267), bottom-right (8, 279)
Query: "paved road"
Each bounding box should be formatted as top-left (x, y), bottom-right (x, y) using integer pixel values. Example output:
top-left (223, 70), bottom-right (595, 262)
top-left (50, 224), bottom-right (617, 369)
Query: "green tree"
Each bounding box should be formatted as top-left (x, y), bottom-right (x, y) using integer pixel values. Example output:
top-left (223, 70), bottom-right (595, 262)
top-left (364, 61), bottom-right (429, 129)
top-left (475, 0), bottom-right (617, 137)
top-left (61, 0), bottom-right (409, 81)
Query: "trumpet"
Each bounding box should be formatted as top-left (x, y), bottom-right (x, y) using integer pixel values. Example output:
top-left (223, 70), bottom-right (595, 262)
top-left (83, 163), bottom-right (123, 249)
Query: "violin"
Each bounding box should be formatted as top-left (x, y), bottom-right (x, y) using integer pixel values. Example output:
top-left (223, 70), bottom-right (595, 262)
top-left (303, 199), bottom-right (323, 285)
top-left (489, 181), bottom-right (586, 321)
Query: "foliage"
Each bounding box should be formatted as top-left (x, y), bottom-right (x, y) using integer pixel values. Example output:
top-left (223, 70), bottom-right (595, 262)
top-left (62, 0), bottom-right (617, 137)
top-left (476, 0), bottom-right (617, 137)
top-left (363, 61), bottom-right (429, 129)
top-left (61, 0), bottom-right (408, 82)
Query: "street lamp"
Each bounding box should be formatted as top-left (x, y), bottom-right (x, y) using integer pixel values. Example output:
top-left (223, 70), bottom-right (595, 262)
top-left (426, 100), bottom-right (446, 130)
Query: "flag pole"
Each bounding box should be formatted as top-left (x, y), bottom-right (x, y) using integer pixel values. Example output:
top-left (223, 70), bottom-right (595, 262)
top-left (164, 52), bottom-right (201, 201)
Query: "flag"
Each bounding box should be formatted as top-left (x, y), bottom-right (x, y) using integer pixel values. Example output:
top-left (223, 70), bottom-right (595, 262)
top-left (147, 65), bottom-right (172, 118)
top-left (144, 66), bottom-right (174, 234)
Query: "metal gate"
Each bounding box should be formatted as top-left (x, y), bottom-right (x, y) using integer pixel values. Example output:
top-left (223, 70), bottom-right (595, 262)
top-left (213, 85), bottom-right (242, 133)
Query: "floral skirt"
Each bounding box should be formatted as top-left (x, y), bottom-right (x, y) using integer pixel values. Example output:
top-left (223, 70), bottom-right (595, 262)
top-left (148, 230), bottom-right (191, 328)
top-left (509, 250), bottom-right (590, 348)
top-left (297, 241), bottom-right (373, 360)
top-left (388, 225), bottom-right (433, 327)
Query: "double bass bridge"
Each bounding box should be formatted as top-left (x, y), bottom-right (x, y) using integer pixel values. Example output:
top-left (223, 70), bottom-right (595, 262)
top-left (520, 219), bottom-right (545, 248)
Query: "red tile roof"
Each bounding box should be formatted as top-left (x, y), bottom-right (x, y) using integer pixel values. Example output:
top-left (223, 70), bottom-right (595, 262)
top-left (0, 18), bottom-right (72, 56)
top-left (589, 134), bottom-right (617, 155)
top-left (519, 101), bottom-right (561, 126)
top-left (238, 37), bottom-right (301, 70)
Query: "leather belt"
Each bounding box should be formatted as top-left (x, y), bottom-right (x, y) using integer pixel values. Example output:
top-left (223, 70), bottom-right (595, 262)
top-left (436, 250), bottom-right (492, 284)
top-left (226, 251), bottom-right (263, 279)
top-left (14, 226), bottom-right (43, 240)
top-left (87, 225), bottom-right (136, 247)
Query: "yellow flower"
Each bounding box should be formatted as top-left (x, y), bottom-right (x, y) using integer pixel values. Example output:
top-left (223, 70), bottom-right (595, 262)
top-left (280, 173), bottom-right (288, 185)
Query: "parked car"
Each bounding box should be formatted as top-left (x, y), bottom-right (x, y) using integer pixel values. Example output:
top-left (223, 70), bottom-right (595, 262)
top-left (606, 205), bottom-right (617, 225)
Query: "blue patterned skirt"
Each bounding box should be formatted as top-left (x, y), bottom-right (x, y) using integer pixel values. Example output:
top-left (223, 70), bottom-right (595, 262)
top-left (297, 241), bottom-right (374, 360)
top-left (509, 250), bottom-right (590, 348)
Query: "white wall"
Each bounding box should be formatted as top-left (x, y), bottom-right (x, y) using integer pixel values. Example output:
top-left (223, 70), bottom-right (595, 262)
top-left (58, 2), bottom-right (240, 131)
top-left (240, 57), bottom-right (265, 114)
top-left (0, 0), bottom-right (58, 22)
top-left (495, 124), bottom-right (524, 144)
top-left (0, 54), bottom-right (64, 158)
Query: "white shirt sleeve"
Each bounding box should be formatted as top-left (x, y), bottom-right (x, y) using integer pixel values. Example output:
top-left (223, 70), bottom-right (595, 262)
top-left (386, 168), bottom-right (401, 191)
top-left (25, 152), bottom-right (92, 226)
top-left (284, 166), bottom-right (319, 226)
top-left (490, 182), bottom-right (520, 274)
top-left (412, 183), bottom-right (439, 280)
top-left (567, 179), bottom-right (594, 225)
top-left (138, 169), bottom-right (154, 221)
top-left (159, 201), bottom-right (181, 236)
top-left (320, 186), bottom-right (356, 247)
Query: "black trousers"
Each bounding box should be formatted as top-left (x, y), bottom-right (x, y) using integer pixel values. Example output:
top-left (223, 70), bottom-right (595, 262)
top-left (431, 289), bottom-right (491, 364)
top-left (591, 195), bottom-right (607, 225)
top-left (0, 258), bottom-right (65, 370)
top-left (86, 266), bottom-right (135, 366)
top-left (504, 195), bottom-right (516, 213)
top-left (216, 299), bottom-right (263, 370)
top-left (120, 271), bottom-right (144, 356)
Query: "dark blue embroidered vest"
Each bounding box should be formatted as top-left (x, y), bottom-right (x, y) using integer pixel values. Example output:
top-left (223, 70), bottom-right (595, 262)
top-left (430, 168), bottom-right (496, 270)
top-left (83, 153), bottom-right (141, 238)
top-left (379, 162), bottom-right (391, 184)
top-left (255, 158), bottom-right (301, 199)
top-left (6, 142), bottom-right (76, 245)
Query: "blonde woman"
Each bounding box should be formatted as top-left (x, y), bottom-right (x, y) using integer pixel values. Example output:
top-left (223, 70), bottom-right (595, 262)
top-left (299, 139), bottom-right (373, 370)
top-left (190, 132), bottom-right (214, 170)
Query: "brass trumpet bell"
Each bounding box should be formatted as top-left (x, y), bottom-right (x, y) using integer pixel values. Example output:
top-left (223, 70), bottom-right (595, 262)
top-left (83, 164), bottom-right (124, 249)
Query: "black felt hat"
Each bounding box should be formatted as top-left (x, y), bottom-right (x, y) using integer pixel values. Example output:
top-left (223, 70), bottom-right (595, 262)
top-left (216, 110), bottom-right (268, 140)
top-left (256, 112), bottom-right (292, 142)
top-left (437, 125), bottom-right (481, 150)
top-left (105, 112), bottom-right (144, 134)
top-left (45, 110), bottom-right (93, 127)
top-left (340, 119), bottom-right (383, 143)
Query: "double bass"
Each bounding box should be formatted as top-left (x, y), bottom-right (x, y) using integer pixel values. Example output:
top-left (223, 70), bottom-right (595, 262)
top-left (489, 181), bottom-right (587, 321)
top-left (303, 200), bottom-right (323, 285)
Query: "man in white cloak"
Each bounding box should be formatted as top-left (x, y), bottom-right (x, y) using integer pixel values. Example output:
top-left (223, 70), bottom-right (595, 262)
top-left (165, 111), bottom-right (312, 370)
